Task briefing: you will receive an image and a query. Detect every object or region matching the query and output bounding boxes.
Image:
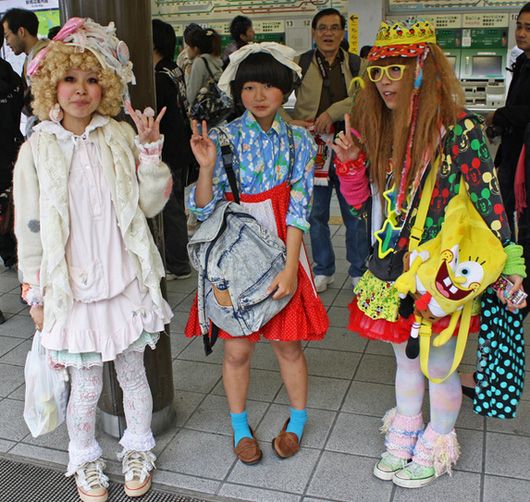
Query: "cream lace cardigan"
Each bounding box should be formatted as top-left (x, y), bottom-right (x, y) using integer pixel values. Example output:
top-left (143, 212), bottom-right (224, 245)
top-left (13, 115), bottom-right (172, 333)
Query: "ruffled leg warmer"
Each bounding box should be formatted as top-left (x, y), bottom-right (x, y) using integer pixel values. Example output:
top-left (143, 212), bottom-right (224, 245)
top-left (412, 423), bottom-right (460, 477)
top-left (381, 407), bottom-right (424, 460)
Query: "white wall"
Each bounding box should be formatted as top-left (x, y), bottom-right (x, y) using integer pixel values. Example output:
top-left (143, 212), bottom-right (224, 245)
top-left (348, 0), bottom-right (384, 50)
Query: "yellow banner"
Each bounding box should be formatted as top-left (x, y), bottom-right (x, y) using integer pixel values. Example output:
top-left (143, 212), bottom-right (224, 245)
top-left (349, 14), bottom-right (359, 55)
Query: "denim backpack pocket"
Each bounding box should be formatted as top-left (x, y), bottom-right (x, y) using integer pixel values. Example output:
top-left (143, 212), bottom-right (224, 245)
top-left (237, 253), bottom-right (293, 334)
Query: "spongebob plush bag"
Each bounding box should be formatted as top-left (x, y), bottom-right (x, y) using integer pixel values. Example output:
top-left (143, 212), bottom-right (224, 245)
top-left (394, 165), bottom-right (506, 383)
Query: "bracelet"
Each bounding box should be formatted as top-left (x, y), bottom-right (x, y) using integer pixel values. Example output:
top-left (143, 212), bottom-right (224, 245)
top-left (21, 283), bottom-right (44, 306)
top-left (335, 152), bottom-right (367, 176)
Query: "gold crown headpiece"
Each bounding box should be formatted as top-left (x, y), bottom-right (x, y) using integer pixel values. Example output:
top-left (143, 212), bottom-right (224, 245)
top-left (368, 18), bottom-right (436, 61)
top-left (374, 18), bottom-right (436, 47)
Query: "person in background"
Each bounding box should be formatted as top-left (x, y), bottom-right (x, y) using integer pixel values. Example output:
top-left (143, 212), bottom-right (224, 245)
top-left (176, 22), bottom-right (201, 80)
top-left (0, 21), bottom-right (23, 270)
top-left (282, 7), bottom-right (369, 293)
top-left (153, 19), bottom-right (193, 280)
top-left (461, 1), bottom-right (530, 394)
top-left (222, 15), bottom-right (255, 68)
top-left (47, 25), bottom-right (61, 40)
top-left (186, 27), bottom-right (223, 108)
top-left (486, 1), bottom-right (530, 314)
top-left (359, 45), bottom-right (372, 59)
top-left (1, 8), bottom-right (48, 136)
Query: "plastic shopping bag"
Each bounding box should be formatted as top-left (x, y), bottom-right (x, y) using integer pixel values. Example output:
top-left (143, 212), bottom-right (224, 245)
top-left (23, 331), bottom-right (69, 437)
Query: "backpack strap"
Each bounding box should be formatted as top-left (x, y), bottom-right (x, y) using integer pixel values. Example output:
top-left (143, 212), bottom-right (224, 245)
top-left (298, 49), bottom-right (315, 83)
top-left (347, 53), bottom-right (361, 78)
top-left (216, 122), bottom-right (296, 201)
top-left (201, 56), bottom-right (216, 80)
top-left (286, 123), bottom-right (296, 181)
top-left (216, 127), bottom-right (240, 203)
top-left (298, 50), bottom-right (361, 83)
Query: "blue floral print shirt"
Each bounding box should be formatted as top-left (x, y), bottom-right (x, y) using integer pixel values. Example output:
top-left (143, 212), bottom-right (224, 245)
top-left (189, 111), bottom-right (317, 232)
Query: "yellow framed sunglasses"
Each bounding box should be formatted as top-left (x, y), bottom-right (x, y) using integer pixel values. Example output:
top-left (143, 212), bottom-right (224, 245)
top-left (367, 64), bottom-right (406, 82)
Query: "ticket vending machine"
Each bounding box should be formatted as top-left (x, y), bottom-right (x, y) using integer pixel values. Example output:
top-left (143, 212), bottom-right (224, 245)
top-left (458, 14), bottom-right (509, 109)
top-left (431, 15), bottom-right (463, 79)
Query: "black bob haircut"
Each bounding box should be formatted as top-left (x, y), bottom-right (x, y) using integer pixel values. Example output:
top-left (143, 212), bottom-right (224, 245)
top-left (230, 53), bottom-right (294, 103)
top-left (152, 19), bottom-right (176, 60)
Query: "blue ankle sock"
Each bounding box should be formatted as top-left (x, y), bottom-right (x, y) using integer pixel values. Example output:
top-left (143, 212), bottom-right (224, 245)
top-left (286, 407), bottom-right (307, 441)
top-left (230, 411), bottom-right (252, 446)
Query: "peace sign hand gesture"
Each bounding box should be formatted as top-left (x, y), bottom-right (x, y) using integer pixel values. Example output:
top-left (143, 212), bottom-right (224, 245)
top-left (190, 120), bottom-right (217, 175)
top-left (125, 101), bottom-right (166, 144)
top-left (329, 113), bottom-right (361, 163)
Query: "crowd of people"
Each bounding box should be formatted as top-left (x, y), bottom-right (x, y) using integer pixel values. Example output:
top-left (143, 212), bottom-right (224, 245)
top-left (1, 4), bottom-right (529, 502)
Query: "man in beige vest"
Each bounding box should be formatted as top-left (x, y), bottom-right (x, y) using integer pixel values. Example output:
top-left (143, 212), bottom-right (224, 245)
top-left (284, 8), bottom-right (369, 293)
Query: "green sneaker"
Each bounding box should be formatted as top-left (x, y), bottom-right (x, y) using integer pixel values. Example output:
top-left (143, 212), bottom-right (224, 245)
top-left (392, 461), bottom-right (436, 488)
top-left (373, 452), bottom-right (409, 481)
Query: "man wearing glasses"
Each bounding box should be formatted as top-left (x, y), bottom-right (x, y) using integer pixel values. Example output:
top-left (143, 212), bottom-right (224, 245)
top-left (284, 8), bottom-right (368, 293)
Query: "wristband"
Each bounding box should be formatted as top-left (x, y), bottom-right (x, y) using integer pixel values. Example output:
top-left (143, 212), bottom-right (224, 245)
top-left (503, 243), bottom-right (527, 278)
top-left (335, 152), bottom-right (367, 176)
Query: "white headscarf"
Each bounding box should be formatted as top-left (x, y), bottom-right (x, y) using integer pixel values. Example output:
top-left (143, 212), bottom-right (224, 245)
top-left (217, 41), bottom-right (302, 97)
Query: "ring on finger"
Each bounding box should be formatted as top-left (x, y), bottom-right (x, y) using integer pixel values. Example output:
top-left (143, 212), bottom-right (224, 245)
top-left (144, 107), bottom-right (155, 118)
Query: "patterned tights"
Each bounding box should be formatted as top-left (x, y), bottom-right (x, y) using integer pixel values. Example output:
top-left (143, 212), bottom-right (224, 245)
top-left (392, 338), bottom-right (462, 435)
top-left (66, 350), bottom-right (155, 475)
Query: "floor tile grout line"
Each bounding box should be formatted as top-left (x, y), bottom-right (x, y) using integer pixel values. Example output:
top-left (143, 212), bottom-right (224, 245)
top-left (301, 346), bottom-right (366, 499)
top-left (480, 415), bottom-right (487, 502)
top-left (0, 335), bottom-right (33, 360)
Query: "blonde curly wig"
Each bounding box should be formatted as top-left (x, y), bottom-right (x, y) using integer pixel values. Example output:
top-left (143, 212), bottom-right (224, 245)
top-left (31, 43), bottom-right (123, 120)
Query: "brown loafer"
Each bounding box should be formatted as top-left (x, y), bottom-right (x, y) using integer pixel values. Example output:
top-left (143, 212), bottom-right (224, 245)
top-left (272, 419), bottom-right (301, 459)
top-left (234, 428), bottom-right (262, 465)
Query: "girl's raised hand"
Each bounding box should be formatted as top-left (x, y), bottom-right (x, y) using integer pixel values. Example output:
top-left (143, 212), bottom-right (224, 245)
top-left (329, 113), bottom-right (360, 163)
top-left (190, 120), bottom-right (217, 173)
top-left (125, 101), bottom-right (166, 144)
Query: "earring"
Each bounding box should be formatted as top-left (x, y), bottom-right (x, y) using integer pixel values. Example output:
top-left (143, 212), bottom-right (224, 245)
top-left (49, 103), bottom-right (63, 123)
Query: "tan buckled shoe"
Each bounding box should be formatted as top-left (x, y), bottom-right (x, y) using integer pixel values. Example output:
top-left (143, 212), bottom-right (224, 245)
top-left (120, 450), bottom-right (156, 498)
top-left (272, 419), bottom-right (301, 459)
top-left (234, 429), bottom-right (262, 465)
top-left (74, 459), bottom-right (109, 502)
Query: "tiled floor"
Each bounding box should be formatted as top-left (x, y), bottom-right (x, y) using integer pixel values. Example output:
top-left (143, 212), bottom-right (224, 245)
top-left (0, 222), bottom-right (529, 502)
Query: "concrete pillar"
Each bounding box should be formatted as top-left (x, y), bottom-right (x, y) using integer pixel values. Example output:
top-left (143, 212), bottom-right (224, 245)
top-left (58, 0), bottom-right (176, 437)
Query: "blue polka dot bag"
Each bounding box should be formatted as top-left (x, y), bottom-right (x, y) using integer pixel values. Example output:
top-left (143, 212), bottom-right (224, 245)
top-left (473, 288), bottom-right (526, 419)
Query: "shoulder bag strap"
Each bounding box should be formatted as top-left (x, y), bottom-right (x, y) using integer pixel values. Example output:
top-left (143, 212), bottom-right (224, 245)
top-left (408, 155), bottom-right (440, 251)
top-left (201, 56), bottom-right (216, 80)
top-left (286, 124), bottom-right (296, 182)
top-left (217, 127), bottom-right (240, 203)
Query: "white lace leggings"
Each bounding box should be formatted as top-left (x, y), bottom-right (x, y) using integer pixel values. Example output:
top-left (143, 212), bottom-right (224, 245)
top-left (66, 350), bottom-right (155, 475)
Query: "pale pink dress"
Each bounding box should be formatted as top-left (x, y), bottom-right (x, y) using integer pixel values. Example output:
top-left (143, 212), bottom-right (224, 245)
top-left (41, 133), bottom-right (172, 366)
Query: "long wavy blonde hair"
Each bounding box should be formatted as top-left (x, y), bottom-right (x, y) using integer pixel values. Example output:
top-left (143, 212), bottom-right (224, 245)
top-left (31, 43), bottom-right (123, 121)
top-left (352, 43), bottom-right (465, 195)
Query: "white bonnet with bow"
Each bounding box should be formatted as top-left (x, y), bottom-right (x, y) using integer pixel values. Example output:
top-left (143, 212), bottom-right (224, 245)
top-left (217, 41), bottom-right (302, 97)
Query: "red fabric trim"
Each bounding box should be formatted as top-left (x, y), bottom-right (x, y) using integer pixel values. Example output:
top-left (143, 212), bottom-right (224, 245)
top-left (368, 43), bottom-right (428, 61)
top-left (348, 297), bottom-right (480, 344)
